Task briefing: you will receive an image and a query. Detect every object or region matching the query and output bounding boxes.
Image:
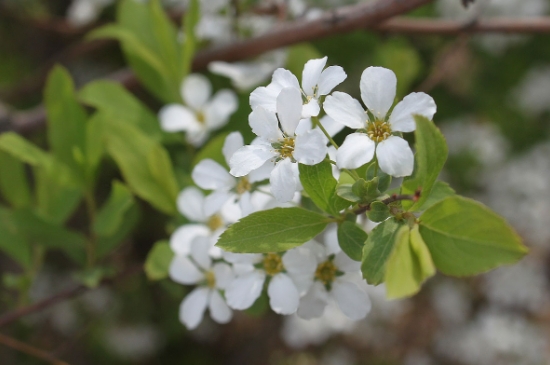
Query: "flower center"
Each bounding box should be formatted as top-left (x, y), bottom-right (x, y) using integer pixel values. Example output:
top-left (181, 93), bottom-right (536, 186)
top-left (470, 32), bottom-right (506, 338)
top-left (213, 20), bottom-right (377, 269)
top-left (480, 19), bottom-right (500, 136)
top-left (207, 214), bottom-right (224, 231)
top-left (263, 253), bottom-right (284, 276)
top-left (205, 270), bottom-right (216, 288)
top-left (277, 137), bottom-right (295, 159)
top-left (236, 176), bottom-right (251, 195)
top-left (315, 260), bottom-right (337, 285)
top-left (367, 120), bottom-right (392, 143)
top-left (196, 111), bottom-right (206, 124)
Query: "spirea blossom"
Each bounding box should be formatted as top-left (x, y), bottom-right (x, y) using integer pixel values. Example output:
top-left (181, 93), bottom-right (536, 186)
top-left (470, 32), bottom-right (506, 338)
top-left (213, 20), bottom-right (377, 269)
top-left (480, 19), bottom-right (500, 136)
top-left (324, 66), bottom-right (436, 177)
top-left (159, 74), bottom-right (238, 147)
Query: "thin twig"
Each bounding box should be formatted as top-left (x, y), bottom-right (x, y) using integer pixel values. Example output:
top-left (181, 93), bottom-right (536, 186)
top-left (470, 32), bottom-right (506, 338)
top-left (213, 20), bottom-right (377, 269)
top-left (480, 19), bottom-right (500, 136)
top-left (0, 265), bottom-right (142, 328)
top-left (0, 333), bottom-right (70, 365)
top-left (354, 190), bottom-right (421, 215)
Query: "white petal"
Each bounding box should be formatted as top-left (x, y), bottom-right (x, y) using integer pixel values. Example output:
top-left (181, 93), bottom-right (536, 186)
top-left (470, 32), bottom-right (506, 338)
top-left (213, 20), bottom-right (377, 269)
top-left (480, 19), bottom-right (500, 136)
top-left (336, 133), bottom-right (376, 169)
top-left (249, 106), bottom-right (283, 142)
top-left (192, 159), bottom-right (235, 190)
top-left (319, 115), bottom-right (344, 138)
top-left (238, 191), bottom-right (255, 217)
top-left (283, 247), bottom-right (317, 295)
top-left (226, 271), bottom-right (266, 310)
top-left (204, 190), bottom-right (232, 217)
top-left (182, 74), bottom-right (211, 111)
top-left (169, 255), bottom-right (203, 285)
top-left (331, 280), bottom-right (371, 320)
top-left (294, 118), bottom-right (313, 136)
top-left (190, 236), bottom-right (212, 271)
top-left (297, 282), bottom-right (328, 319)
top-left (179, 287), bottom-right (209, 329)
top-left (302, 99), bottom-right (320, 118)
top-left (169, 224), bottom-right (210, 255)
top-left (277, 87), bottom-right (303, 136)
top-left (222, 131), bottom-right (244, 166)
top-left (323, 92), bottom-right (366, 129)
top-left (208, 290), bottom-right (232, 324)
top-left (204, 89), bottom-right (238, 130)
top-left (318, 65), bottom-right (347, 96)
top-left (249, 86), bottom-right (278, 112)
top-left (159, 105), bottom-right (201, 133)
top-left (376, 136), bottom-right (414, 177)
top-left (247, 160), bottom-right (273, 183)
top-left (360, 67), bottom-right (396, 119)
top-left (389, 92), bottom-right (437, 133)
top-left (301, 57), bottom-right (327, 96)
top-left (222, 252), bottom-right (263, 265)
top-left (270, 158), bottom-right (298, 203)
top-left (294, 129), bottom-right (328, 165)
top-left (185, 127), bottom-right (209, 147)
top-left (271, 68), bottom-right (300, 91)
top-left (268, 273), bottom-right (300, 315)
top-left (229, 145), bottom-right (274, 177)
top-left (177, 187), bottom-right (206, 222)
top-left (323, 224), bottom-right (341, 255)
top-left (334, 251), bottom-right (361, 271)
top-left (213, 262), bottom-right (234, 289)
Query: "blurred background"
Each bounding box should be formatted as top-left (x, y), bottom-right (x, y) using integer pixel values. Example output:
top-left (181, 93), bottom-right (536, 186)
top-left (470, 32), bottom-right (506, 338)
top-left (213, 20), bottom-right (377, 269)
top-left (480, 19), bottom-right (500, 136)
top-left (1, 0), bottom-right (550, 364)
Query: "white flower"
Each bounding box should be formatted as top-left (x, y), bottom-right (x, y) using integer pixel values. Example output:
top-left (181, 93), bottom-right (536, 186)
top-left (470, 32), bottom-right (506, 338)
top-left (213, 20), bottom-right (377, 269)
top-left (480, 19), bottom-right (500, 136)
top-left (324, 66), bottom-right (436, 177)
top-left (229, 87), bottom-right (328, 202)
top-left (191, 132), bottom-right (271, 216)
top-left (224, 247), bottom-right (317, 315)
top-left (159, 74), bottom-right (238, 147)
top-left (296, 239), bottom-right (371, 321)
top-left (169, 187), bottom-right (234, 259)
top-left (209, 50), bottom-right (287, 91)
top-left (250, 56), bottom-right (347, 118)
top-left (169, 237), bottom-right (234, 329)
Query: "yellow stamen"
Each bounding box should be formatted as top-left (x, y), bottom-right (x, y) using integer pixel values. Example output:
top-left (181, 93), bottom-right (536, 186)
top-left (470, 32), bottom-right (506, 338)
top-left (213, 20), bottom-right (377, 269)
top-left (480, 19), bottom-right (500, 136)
top-left (367, 120), bottom-right (392, 143)
top-left (205, 271), bottom-right (216, 288)
top-left (207, 214), bottom-right (224, 231)
top-left (236, 177), bottom-right (251, 195)
top-left (278, 137), bottom-right (295, 159)
top-left (315, 260), bottom-right (337, 285)
top-left (263, 253), bottom-right (284, 276)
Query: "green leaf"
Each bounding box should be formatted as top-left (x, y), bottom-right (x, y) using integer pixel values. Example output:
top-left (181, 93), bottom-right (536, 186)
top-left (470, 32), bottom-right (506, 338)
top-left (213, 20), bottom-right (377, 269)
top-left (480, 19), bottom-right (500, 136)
top-left (103, 122), bottom-right (178, 215)
top-left (401, 115), bottom-right (448, 211)
top-left (96, 204), bottom-right (140, 258)
top-left (79, 81), bottom-right (163, 140)
top-left (145, 240), bottom-right (174, 281)
top-left (84, 112), bottom-right (106, 183)
top-left (299, 161), bottom-right (339, 215)
top-left (336, 184), bottom-right (360, 203)
top-left (337, 221), bottom-right (367, 261)
top-left (384, 224), bottom-right (435, 299)
top-left (181, 0), bottom-right (200, 80)
top-left (361, 218), bottom-right (404, 285)
top-left (366, 164), bottom-right (391, 193)
top-left (420, 180), bottom-right (455, 211)
top-left (0, 207), bottom-right (32, 268)
top-left (217, 207), bottom-right (328, 253)
top-left (352, 178), bottom-right (380, 203)
top-left (93, 181), bottom-right (135, 237)
top-left (148, 0), bottom-right (181, 78)
top-left (366, 201), bottom-right (390, 223)
top-left (419, 196), bottom-right (528, 276)
top-left (34, 169), bottom-right (82, 225)
top-left (74, 267), bottom-right (115, 288)
top-left (44, 66), bottom-right (88, 175)
top-left (0, 150), bottom-right (32, 208)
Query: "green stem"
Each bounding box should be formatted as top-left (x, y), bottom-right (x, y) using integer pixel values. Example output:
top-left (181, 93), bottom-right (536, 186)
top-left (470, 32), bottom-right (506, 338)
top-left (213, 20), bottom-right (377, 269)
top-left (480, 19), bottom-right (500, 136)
top-left (312, 116), bottom-right (339, 150)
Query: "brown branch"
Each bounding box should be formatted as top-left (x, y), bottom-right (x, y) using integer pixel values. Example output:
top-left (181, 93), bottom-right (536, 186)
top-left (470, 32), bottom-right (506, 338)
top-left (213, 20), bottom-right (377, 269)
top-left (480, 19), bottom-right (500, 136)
top-left (377, 16), bottom-right (550, 34)
top-left (354, 190), bottom-right (421, 216)
top-left (0, 333), bottom-right (70, 365)
top-left (0, 0), bottom-right (432, 135)
top-left (0, 265), bottom-right (142, 328)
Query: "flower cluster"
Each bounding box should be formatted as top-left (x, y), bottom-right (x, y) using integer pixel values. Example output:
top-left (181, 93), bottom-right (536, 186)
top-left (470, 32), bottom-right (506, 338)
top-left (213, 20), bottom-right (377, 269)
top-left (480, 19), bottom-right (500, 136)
top-left (166, 57), bottom-right (437, 329)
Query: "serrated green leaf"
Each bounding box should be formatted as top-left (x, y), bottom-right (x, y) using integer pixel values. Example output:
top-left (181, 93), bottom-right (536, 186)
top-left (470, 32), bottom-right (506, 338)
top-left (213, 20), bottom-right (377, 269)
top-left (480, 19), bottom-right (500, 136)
top-left (419, 180), bottom-right (455, 211)
top-left (44, 66), bottom-right (88, 175)
top-left (103, 122), bottom-right (178, 215)
top-left (0, 150), bottom-right (32, 209)
top-left (93, 181), bottom-right (135, 237)
top-left (79, 81), bottom-right (163, 140)
top-left (299, 161), bottom-right (339, 215)
top-left (366, 201), bottom-right (390, 223)
top-left (419, 196), bottom-right (528, 276)
top-left (145, 240), bottom-right (174, 281)
top-left (361, 218), bottom-right (404, 285)
top-left (401, 115), bottom-right (448, 211)
top-left (337, 221), bottom-right (367, 261)
top-left (217, 207), bottom-right (328, 253)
